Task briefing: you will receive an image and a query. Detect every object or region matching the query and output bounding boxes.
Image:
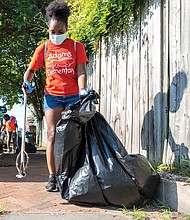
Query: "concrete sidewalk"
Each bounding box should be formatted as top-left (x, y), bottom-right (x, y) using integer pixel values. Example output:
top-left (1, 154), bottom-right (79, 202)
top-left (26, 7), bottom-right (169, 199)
top-left (0, 151), bottom-right (130, 220)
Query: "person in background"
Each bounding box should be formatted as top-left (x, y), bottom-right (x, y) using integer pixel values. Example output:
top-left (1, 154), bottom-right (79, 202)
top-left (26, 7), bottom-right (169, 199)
top-left (1, 114), bottom-right (18, 153)
top-left (23, 0), bottom-right (88, 192)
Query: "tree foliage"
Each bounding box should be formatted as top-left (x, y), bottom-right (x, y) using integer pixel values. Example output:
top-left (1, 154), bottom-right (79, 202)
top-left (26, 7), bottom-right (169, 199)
top-left (0, 0), bottom-right (144, 122)
top-left (0, 0), bottom-right (51, 121)
top-left (67, 0), bottom-right (145, 52)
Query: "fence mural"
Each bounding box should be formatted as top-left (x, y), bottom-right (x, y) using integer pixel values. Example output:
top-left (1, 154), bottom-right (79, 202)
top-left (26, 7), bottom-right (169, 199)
top-left (86, 0), bottom-right (190, 164)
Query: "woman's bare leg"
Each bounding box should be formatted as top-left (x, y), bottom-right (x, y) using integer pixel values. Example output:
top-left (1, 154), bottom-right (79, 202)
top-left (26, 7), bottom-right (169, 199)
top-left (44, 108), bottom-right (64, 175)
top-left (12, 132), bottom-right (16, 152)
top-left (7, 132), bottom-right (12, 152)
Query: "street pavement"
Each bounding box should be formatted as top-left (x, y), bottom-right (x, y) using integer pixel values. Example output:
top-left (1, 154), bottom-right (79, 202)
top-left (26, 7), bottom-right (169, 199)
top-left (0, 151), bottom-right (131, 220)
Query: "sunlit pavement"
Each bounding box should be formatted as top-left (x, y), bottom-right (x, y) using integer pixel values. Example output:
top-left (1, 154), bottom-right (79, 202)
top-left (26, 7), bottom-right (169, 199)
top-left (0, 151), bottom-right (130, 220)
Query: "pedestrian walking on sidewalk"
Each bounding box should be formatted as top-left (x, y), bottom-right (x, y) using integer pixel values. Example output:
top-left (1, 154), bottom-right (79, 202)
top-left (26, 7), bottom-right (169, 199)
top-left (23, 0), bottom-right (88, 192)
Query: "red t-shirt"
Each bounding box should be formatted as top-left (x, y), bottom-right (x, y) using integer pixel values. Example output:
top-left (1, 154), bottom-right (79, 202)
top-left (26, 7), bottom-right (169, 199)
top-left (29, 38), bottom-right (88, 96)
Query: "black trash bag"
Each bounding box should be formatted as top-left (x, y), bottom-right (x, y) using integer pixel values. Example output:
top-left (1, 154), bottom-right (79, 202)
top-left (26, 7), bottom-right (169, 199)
top-left (54, 110), bottom-right (83, 198)
top-left (90, 112), bottom-right (160, 201)
top-left (16, 136), bottom-right (36, 153)
top-left (120, 154), bottom-right (160, 200)
top-left (55, 90), bottom-right (160, 207)
top-left (69, 90), bottom-right (100, 123)
top-left (75, 120), bottom-right (141, 207)
top-left (54, 90), bottom-right (100, 199)
top-left (68, 143), bottom-right (107, 206)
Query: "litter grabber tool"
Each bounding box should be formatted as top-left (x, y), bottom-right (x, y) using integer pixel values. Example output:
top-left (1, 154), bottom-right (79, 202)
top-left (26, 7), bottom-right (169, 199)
top-left (16, 88), bottom-right (29, 178)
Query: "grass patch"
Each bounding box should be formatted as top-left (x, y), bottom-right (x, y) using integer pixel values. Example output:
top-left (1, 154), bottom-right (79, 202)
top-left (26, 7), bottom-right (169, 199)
top-left (156, 163), bottom-right (190, 177)
top-left (120, 201), bottom-right (190, 220)
top-left (0, 203), bottom-right (6, 215)
top-left (121, 205), bottom-right (147, 220)
top-left (151, 157), bottom-right (190, 178)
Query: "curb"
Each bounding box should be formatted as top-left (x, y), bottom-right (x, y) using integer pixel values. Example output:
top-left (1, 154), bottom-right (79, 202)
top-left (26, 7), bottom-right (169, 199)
top-left (154, 175), bottom-right (190, 215)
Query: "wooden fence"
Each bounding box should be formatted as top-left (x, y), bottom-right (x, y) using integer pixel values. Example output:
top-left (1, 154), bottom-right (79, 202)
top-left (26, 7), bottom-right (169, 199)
top-left (86, 0), bottom-right (190, 164)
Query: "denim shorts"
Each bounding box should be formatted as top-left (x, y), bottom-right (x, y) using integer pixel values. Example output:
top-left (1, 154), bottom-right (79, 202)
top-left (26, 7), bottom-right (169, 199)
top-left (44, 93), bottom-right (79, 111)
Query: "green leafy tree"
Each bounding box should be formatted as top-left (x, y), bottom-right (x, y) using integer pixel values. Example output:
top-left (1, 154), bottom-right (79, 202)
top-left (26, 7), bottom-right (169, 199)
top-left (0, 0), bottom-right (50, 118)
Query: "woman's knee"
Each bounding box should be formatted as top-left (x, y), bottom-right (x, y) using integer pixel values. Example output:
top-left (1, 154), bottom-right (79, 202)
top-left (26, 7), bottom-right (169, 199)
top-left (47, 129), bottom-right (56, 143)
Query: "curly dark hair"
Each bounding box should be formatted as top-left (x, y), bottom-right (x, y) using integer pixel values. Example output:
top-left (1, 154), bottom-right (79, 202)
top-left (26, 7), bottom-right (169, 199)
top-left (46, 0), bottom-right (70, 25)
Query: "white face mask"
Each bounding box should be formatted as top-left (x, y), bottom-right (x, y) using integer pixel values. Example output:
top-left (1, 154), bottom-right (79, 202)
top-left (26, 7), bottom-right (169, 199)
top-left (49, 33), bottom-right (67, 45)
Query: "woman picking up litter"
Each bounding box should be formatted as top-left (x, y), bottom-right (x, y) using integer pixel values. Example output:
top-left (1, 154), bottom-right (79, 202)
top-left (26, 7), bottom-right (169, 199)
top-left (23, 0), bottom-right (88, 192)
